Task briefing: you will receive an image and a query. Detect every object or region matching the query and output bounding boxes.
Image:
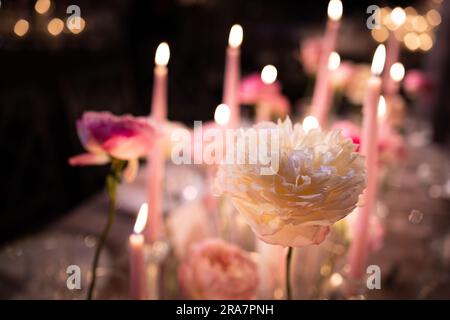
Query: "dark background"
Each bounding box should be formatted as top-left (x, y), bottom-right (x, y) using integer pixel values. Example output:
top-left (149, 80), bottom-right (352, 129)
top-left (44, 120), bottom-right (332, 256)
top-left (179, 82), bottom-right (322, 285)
top-left (0, 0), bottom-right (444, 244)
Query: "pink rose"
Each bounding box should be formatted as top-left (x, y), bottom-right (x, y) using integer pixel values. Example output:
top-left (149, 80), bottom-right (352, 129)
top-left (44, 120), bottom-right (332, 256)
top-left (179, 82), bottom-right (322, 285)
top-left (178, 239), bottom-right (259, 300)
top-left (69, 111), bottom-right (158, 182)
top-left (239, 73), bottom-right (281, 105)
top-left (299, 37), bottom-right (323, 75)
top-left (332, 120), bottom-right (407, 165)
top-left (378, 126), bottom-right (407, 165)
top-left (240, 73), bottom-right (291, 117)
top-left (332, 120), bottom-right (361, 151)
top-left (403, 69), bottom-right (434, 97)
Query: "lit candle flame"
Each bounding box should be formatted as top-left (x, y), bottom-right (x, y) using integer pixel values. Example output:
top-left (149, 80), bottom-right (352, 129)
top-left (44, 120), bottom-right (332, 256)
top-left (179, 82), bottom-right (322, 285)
top-left (371, 44), bottom-right (386, 76)
top-left (228, 24), bottom-right (243, 48)
top-left (261, 65), bottom-right (277, 84)
top-left (391, 7), bottom-right (406, 28)
top-left (327, 0), bottom-right (343, 21)
top-left (390, 62), bottom-right (405, 82)
top-left (134, 203), bottom-right (148, 234)
top-left (328, 51), bottom-right (341, 71)
top-left (155, 42), bottom-right (170, 67)
top-left (303, 116), bottom-right (320, 132)
top-left (377, 96), bottom-right (387, 119)
top-left (214, 104), bottom-right (231, 126)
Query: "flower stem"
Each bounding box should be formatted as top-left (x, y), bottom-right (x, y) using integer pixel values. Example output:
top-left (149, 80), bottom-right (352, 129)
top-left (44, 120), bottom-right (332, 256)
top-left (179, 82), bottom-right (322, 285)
top-left (87, 159), bottom-right (125, 300)
top-left (286, 246), bottom-right (293, 300)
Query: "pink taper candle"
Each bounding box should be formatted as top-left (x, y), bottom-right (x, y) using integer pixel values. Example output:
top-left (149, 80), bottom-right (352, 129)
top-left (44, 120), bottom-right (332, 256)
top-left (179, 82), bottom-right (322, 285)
top-left (146, 42), bottom-right (170, 242)
top-left (310, 0), bottom-right (342, 127)
top-left (348, 44), bottom-right (386, 280)
top-left (129, 203), bottom-right (148, 299)
top-left (383, 7), bottom-right (405, 94)
top-left (223, 24), bottom-right (243, 129)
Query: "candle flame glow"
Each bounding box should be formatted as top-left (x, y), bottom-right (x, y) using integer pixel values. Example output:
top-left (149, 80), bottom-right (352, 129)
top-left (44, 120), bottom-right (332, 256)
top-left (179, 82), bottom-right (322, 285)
top-left (155, 42), bottom-right (170, 66)
top-left (371, 44), bottom-right (386, 76)
top-left (391, 7), bottom-right (406, 28)
top-left (390, 62), bottom-right (405, 82)
top-left (261, 65), bottom-right (277, 84)
top-left (327, 0), bottom-right (343, 21)
top-left (228, 24), bottom-right (243, 48)
top-left (377, 96), bottom-right (387, 118)
top-left (214, 104), bottom-right (231, 126)
top-left (303, 116), bottom-right (320, 132)
top-left (134, 203), bottom-right (148, 234)
top-left (328, 51), bottom-right (341, 71)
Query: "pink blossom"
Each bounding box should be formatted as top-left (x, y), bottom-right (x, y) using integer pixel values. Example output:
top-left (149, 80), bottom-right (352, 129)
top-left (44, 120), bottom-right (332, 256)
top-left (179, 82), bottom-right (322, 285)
top-left (69, 111), bottom-right (158, 181)
top-left (239, 73), bottom-right (281, 105)
top-left (178, 239), bottom-right (259, 300)
top-left (332, 120), bottom-right (407, 164)
top-left (239, 73), bottom-right (290, 116)
top-left (332, 120), bottom-right (361, 151)
top-left (403, 69), bottom-right (434, 97)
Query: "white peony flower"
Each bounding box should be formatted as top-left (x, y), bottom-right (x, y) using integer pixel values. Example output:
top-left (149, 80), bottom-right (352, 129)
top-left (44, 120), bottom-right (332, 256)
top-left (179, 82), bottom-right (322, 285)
top-left (215, 117), bottom-right (367, 247)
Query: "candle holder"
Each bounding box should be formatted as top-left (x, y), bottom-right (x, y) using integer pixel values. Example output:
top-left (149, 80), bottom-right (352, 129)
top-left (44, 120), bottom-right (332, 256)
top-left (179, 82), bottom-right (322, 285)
top-left (144, 239), bottom-right (170, 300)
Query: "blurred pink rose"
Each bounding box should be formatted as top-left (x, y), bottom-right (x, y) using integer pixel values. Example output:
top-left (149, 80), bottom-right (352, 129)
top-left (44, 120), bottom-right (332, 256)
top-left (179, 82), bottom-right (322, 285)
top-left (299, 37), bottom-right (323, 75)
top-left (178, 239), bottom-right (259, 300)
top-left (240, 73), bottom-right (281, 105)
top-left (69, 111), bottom-right (158, 181)
top-left (332, 120), bottom-right (361, 151)
top-left (240, 73), bottom-right (290, 117)
top-left (332, 120), bottom-right (407, 164)
top-left (378, 126), bottom-right (408, 165)
top-left (403, 70), bottom-right (434, 97)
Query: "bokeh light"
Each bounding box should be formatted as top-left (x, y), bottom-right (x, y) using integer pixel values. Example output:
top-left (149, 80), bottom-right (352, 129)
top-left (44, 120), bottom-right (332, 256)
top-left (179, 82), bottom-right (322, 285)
top-left (14, 19), bottom-right (29, 37)
top-left (47, 18), bottom-right (64, 36)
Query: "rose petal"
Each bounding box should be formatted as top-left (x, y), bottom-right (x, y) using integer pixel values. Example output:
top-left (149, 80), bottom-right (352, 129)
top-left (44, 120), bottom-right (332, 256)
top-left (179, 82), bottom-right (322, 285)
top-left (102, 134), bottom-right (154, 160)
top-left (123, 158), bottom-right (139, 183)
top-left (68, 153), bottom-right (110, 166)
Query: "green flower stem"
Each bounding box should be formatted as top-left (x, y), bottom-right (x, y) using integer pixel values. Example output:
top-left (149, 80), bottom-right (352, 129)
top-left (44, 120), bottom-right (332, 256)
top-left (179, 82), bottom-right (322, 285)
top-left (87, 159), bottom-right (125, 300)
top-left (286, 247), bottom-right (293, 300)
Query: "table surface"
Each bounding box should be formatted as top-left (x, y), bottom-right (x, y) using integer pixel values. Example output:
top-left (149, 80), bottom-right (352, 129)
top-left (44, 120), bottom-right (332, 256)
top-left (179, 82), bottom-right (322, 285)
top-left (1, 121), bottom-right (450, 300)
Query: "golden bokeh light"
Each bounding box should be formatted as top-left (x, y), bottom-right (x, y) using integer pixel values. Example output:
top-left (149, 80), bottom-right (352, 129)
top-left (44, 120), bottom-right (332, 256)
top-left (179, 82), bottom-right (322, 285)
top-left (371, 27), bottom-right (389, 43)
top-left (47, 18), bottom-right (64, 36)
top-left (412, 16), bottom-right (428, 33)
top-left (35, 0), bottom-right (51, 15)
top-left (67, 16), bottom-right (86, 34)
top-left (426, 9), bottom-right (441, 27)
top-left (14, 19), bottom-right (29, 37)
top-left (404, 7), bottom-right (417, 16)
top-left (419, 33), bottom-right (433, 51)
top-left (404, 32), bottom-right (420, 51)
top-left (390, 7), bottom-right (406, 28)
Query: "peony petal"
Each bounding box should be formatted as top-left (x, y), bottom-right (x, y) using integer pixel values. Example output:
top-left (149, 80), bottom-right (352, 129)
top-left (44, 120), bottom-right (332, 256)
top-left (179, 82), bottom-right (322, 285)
top-left (258, 223), bottom-right (331, 247)
top-left (123, 158), bottom-right (139, 183)
top-left (68, 153), bottom-right (110, 166)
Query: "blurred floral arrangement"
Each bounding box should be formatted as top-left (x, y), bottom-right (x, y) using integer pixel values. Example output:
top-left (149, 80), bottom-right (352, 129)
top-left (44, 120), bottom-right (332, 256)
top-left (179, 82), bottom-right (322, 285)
top-left (67, 0), bottom-right (441, 301)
